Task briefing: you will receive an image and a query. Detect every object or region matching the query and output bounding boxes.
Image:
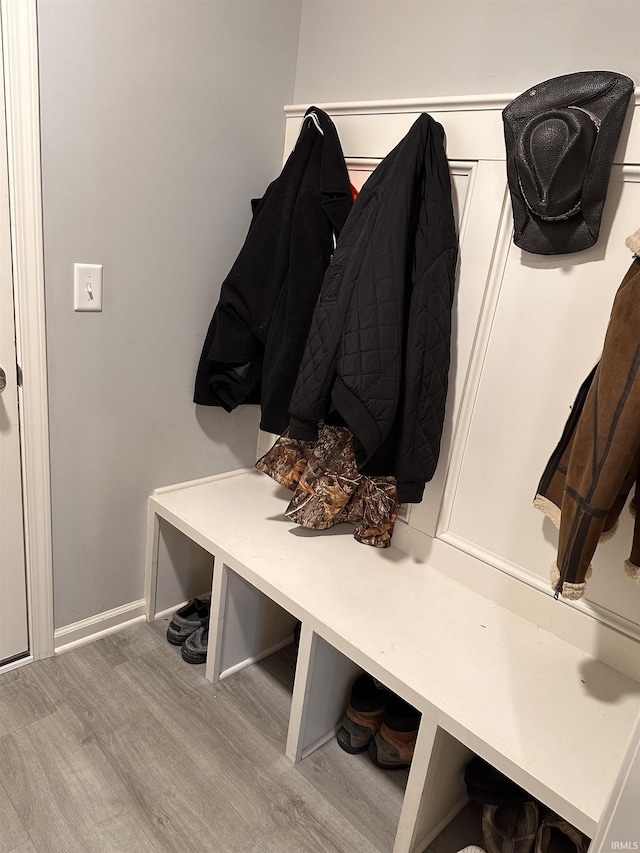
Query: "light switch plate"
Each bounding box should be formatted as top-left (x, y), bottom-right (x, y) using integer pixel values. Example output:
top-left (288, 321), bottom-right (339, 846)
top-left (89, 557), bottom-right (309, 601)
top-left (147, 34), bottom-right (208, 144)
top-left (74, 263), bottom-right (103, 312)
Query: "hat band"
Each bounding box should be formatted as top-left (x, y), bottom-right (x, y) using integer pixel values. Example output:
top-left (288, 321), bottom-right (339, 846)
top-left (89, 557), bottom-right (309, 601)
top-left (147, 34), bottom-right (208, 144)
top-left (517, 177), bottom-right (583, 221)
top-left (516, 106), bottom-right (600, 222)
top-left (569, 105), bottom-right (602, 131)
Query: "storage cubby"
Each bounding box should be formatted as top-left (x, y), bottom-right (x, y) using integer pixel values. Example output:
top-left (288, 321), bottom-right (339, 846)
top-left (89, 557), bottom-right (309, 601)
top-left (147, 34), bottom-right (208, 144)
top-left (207, 562), bottom-right (298, 684)
top-left (288, 629), bottom-right (363, 761)
top-left (150, 517), bottom-right (214, 617)
top-left (227, 642), bottom-right (413, 852)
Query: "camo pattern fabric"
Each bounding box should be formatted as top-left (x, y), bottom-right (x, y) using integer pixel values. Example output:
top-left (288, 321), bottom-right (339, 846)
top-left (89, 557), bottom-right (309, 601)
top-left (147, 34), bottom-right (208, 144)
top-left (256, 424), bottom-right (399, 548)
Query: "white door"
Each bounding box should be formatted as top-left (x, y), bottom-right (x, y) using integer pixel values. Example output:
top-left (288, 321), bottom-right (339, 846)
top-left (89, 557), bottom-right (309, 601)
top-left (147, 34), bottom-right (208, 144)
top-left (0, 21), bottom-right (29, 664)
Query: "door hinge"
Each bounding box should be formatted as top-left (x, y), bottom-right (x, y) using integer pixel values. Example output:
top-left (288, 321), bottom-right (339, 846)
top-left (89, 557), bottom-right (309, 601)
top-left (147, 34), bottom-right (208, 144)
top-left (16, 364), bottom-right (23, 387)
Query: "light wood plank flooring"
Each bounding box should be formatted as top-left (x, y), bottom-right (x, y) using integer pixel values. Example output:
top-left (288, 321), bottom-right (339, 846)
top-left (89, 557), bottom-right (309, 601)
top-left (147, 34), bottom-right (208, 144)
top-left (0, 622), bottom-right (484, 853)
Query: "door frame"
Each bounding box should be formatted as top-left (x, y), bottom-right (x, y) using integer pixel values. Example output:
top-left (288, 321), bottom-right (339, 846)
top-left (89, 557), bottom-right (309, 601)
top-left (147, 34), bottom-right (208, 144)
top-left (1, 0), bottom-right (53, 662)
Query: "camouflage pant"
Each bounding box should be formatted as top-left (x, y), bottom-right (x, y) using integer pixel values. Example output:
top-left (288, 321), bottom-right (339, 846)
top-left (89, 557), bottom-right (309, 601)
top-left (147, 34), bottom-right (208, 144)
top-left (256, 424), bottom-right (399, 548)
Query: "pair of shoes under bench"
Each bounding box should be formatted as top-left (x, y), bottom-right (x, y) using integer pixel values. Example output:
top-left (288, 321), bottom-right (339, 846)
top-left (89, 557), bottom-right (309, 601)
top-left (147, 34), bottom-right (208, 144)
top-left (482, 802), bottom-right (589, 853)
top-left (336, 674), bottom-right (420, 769)
top-left (166, 595), bottom-right (210, 664)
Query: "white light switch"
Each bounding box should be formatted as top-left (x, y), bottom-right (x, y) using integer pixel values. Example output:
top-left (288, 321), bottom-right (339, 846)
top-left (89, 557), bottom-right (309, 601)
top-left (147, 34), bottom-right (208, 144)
top-left (74, 263), bottom-right (103, 312)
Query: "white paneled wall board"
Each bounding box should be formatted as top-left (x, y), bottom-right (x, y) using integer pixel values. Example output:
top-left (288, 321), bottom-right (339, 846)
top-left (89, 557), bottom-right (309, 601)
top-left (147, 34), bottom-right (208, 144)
top-left (282, 94), bottom-right (640, 676)
top-left (146, 92), bottom-right (640, 852)
top-left (445, 166), bottom-right (640, 629)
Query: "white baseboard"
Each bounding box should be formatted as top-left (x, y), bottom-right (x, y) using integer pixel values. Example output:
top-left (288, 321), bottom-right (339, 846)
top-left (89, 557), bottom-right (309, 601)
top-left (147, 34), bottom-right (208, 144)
top-left (219, 635), bottom-right (295, 680)
top-left (0, 654), bottom-right (34, 675)
top-left (300, 726), bottom-right (340, 761)
top-left (153, 600), bottom-right (202, 623)
top-left (54, 599), bottom-right (147, 655)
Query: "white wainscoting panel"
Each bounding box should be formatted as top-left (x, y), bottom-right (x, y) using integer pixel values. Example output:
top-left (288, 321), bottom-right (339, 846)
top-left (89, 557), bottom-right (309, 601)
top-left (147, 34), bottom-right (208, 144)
top-left (281, 96), bottom-right (640, 668)
top-left (445, 167), bottom-right (640, 630)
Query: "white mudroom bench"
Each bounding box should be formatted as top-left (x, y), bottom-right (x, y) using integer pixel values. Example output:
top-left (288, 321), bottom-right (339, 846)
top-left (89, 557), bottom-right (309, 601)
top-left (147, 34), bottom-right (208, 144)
top-left (145, 91), bottom-right (640, 851)
top-left (143, 467), bottom-right (640, 853)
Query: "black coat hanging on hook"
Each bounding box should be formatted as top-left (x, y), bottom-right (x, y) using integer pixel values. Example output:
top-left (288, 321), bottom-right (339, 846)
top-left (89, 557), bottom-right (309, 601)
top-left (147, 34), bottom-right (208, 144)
top-left (289, 113), bottom-right (459, 505)
top-left (194, 107), bottom-right (353, 435)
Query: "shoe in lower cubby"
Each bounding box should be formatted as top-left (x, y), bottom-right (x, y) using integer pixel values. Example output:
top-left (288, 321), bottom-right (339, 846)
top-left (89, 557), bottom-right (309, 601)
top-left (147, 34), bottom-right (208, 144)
top-left (281, 642), bottom-right (411, 852)
top-left (288, 633), bottom-right (478, 853)
top-left (463, 755), bottom-right (591, 853)
top-left (336, 671), bottom-right (421, 770)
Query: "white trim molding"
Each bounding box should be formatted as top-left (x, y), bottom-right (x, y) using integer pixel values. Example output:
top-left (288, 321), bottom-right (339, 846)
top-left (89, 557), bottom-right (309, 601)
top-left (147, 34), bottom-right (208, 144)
top-left (54, 599), bottom-right (147, 655)
top-left (285, 94), bottom-right (524, 116)
top-left (285, 90), bottom-right (640, 165)
top-left (0, 654), bottom-right (34, 676)
top-left (1, 0), bottom-right (54, 659)
top-left (285, 88), bottom-right (640, 117)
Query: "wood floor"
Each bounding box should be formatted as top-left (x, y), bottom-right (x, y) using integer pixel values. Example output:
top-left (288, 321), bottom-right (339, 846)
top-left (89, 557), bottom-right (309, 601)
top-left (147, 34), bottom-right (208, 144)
top-left (0, 622), bottom-right (484, 853)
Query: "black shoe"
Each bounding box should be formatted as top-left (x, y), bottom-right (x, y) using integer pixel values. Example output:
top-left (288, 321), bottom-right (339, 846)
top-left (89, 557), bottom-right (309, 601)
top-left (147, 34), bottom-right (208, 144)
top-left (465, 756), bottom-right (531, 806)
top-left (181, 617), bottom-right (209, 664)
top-left (166, 594), bottom-right (210, 646)
top-left (336, 674), bottom-right (389, 754)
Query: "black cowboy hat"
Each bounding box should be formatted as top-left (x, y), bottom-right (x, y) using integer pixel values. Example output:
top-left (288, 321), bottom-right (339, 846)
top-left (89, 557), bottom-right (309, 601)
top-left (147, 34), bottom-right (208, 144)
top-left (503, 71), bottom-right (634, 255)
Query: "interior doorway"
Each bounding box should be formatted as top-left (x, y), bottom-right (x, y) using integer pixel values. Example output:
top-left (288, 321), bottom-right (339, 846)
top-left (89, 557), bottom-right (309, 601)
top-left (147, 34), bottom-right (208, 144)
top-left (0, 0), bottom-right (54, 667)
top-left (0, 11), bottom-right (29, 664)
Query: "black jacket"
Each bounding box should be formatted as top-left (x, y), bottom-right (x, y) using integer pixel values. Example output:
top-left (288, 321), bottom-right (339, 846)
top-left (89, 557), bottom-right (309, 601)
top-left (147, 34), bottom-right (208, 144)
top-left (194, 107), bottom-right (352, 434)
top-left (289, 113), bottom-right (458, 504)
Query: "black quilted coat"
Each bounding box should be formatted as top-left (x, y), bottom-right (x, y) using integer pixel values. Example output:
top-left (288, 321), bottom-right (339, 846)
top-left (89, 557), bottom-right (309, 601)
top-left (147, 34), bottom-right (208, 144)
top-left (288, 113), bottom-right (458, 504)
top-left (194, 107), bottom-right (352, 435)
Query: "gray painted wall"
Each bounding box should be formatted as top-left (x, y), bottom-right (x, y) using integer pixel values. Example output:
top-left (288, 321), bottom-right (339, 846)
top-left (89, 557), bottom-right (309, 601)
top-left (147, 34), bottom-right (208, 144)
top-left (38, 0), bottom-right (302, 628)
top-left (294, 1), bottom-right (639, 104)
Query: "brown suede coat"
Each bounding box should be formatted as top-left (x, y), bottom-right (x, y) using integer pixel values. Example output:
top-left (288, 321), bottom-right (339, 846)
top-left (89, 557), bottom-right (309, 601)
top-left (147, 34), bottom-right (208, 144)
top-left (535, 255), bottom-right (640, 600)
